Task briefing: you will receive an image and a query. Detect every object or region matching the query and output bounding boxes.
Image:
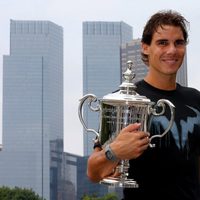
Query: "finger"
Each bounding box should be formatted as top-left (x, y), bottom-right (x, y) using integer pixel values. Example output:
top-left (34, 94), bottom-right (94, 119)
top-left (133, 131), bottom-right (150, 140)
top-left (122, 123), bottom-right (141, 132)
top-left (139, 135), bottom-right (150, 145)
top-left (138, 144), bottom-right (149, 154)
top-left (136, 140), bottom-right (149, 153)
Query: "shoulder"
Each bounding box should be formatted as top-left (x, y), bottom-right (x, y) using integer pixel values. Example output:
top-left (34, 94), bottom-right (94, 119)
top-left (134, 80), bottom-right (157, 96)
top-left (135, 80), bottom-right (148, 91)
top-left (177, 84), bottom-right (200, 97)
top-left (176, 84), bottom-right (200, 109)
top-left (135, 80), bottom-right (145, 87)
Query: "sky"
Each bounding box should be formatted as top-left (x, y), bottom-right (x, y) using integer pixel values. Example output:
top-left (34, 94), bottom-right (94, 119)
top-left (0, 0), bottom-right (200, 156)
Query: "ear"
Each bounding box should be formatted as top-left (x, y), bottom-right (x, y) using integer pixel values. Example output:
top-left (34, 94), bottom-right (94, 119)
top-left (141, 42), bottom-right (150, 55)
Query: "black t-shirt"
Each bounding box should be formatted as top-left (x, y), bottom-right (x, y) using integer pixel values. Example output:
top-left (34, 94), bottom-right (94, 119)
top-left (123, 80), bottom-right (200, 200)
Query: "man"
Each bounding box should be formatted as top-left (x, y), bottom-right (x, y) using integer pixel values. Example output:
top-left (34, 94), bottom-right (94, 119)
top-left (87, 10), bottom-right (200, 200)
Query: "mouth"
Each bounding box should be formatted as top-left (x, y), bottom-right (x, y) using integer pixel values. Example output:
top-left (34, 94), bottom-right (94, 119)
top-left (162, 58), bottom-right (178, 65)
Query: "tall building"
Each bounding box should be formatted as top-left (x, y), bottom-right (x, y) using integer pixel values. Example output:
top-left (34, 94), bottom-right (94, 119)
top-left (121, 38), bottom-right (188, 86)
top-left (121, 38), bottom-right (148, 83)
top-left (76, 155), bottom-right (108, 199)
top-left (176, 53), bottom-right (188, 86)
top-left (82, 21), bottom-right (133, 156)
top-left (0, 20), bottom-right (63, 200)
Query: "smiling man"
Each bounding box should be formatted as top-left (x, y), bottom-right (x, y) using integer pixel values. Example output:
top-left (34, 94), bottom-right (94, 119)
top-left (87, 10), bottom-right (200, 200)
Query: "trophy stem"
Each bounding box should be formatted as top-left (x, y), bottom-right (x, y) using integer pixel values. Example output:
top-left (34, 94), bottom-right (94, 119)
top-left (100, 160), bottom-right (139, 188)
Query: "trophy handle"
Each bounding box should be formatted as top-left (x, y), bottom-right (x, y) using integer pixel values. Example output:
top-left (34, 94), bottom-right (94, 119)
top-left (149, 99), bottom-right (175, 147)
top-left (78, 94), bottom-right (100, 138)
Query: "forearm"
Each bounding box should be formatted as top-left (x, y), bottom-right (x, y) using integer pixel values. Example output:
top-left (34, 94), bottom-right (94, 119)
top-left (87, 147), bottom-right (118, 182)
top-left (87, 123), bottom-right (150, 182)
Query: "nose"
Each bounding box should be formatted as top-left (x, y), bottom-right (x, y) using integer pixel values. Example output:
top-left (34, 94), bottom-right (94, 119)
top-left (166, 43), bottom-right (177, 54)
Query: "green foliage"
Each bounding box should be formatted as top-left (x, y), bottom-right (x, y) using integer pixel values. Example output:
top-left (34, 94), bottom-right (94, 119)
top-left (82, 192), bottom-right (118, 200)
top-left (0, 186), bottom-right (44, 200)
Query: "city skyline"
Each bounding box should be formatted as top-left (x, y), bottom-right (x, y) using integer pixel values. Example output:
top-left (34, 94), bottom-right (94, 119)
top-left (0, 0), bottom-right (200, 156)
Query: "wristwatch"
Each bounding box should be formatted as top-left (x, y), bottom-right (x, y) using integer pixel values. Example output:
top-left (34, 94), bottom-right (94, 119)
top-left (105, 144), bottom-right (119, 162)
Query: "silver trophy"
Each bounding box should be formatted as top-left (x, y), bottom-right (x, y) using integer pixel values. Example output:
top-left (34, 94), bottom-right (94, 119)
top-left (78, 60), bottom-right (175, 188)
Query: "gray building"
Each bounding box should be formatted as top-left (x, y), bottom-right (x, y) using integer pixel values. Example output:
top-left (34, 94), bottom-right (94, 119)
top-left (121, 38), bottom-right (188, 86)
top-left (76, 155), bottom-right (108, 199)
top-left (0, 20), bottom-right (63, 200)
top-left (176, 53), bottom-right (188, 86)
top-left (121, 38), bottom-right (148, 83)
top-left (82, 21), bottom-right (133, 156)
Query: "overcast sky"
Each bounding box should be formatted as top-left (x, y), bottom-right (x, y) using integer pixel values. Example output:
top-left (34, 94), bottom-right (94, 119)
top-left (0, 0), bottom-right (199, 155)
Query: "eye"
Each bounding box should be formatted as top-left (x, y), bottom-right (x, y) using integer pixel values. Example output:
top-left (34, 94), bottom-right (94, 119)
top-left (175, 40), bottom-right (186, 47)
top-left (157, 40), bottom-right (168, 46)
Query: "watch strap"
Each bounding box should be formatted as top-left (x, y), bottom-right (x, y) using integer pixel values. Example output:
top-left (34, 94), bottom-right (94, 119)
top-left (93, 139), bottom-right (102, 149)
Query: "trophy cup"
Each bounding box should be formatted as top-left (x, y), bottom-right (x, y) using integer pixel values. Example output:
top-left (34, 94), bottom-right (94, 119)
top-left (78, 60), bottom-right (175, 188)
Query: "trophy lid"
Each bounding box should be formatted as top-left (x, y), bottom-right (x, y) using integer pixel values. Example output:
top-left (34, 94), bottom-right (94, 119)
top-left (102, 60), bottom-right (151, 104)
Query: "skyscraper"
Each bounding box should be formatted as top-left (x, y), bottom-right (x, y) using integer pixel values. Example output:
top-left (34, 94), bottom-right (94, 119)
top-left (176, 53), bottom-right (188, 86)
top-left (121, 38), bottom-right (148, 83)
top-left (82, 21), bottom-right (133, 155)
top-left (0, 20), bottom-right (63, 200)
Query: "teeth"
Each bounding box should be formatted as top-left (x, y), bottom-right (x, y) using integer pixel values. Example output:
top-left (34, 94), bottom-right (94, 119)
top-left (162, 59), bottom-right (177, 65)
top-left (163, 59), bottom-right (177, 63)
top-left (166, 60), bottom-right (176, 62)
top-left (165, 60), bottom-right (176, 62)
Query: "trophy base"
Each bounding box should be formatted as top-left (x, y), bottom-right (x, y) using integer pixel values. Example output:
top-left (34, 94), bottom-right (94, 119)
top-left (100, 177), bottom-right (139, 188)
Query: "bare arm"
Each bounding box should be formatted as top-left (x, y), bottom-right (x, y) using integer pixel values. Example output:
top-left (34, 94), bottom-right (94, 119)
top-left (87, 123), bottom-right (150, 182)
top-left (87, 147), bottom-right (118, 182)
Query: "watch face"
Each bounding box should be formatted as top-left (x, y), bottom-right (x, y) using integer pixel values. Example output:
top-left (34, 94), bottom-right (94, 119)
top-left (106, 149), bottom-right (114, 161)
top-left (105, 145), bottom-right (118, 162)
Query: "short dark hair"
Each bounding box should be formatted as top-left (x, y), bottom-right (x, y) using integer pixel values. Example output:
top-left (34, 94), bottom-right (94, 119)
top-left (141, 10), bottom-right (189, 65)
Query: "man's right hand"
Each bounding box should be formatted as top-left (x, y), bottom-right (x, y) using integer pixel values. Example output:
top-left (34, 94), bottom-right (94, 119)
top-left (87, 123), bottom-right (150, 182)
top-left (109, 123), bottom-right (150, 160)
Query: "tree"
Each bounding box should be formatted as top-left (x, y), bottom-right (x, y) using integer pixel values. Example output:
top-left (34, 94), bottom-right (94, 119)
top-left (82, 193), bottom-right (118, 200)
top-left (0, 186), bottom-right (44, 200)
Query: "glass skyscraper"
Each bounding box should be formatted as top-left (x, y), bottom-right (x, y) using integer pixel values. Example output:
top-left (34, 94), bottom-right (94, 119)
top-left (82, 21), bottom-right (133, 156)
top-left (0, 20), bottom-right (63, 200)
top-left (121, 38), bottom-right (148, 83)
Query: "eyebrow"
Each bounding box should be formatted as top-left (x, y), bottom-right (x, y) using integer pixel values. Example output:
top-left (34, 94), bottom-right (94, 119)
top-left (155, 39), bottom-right (168, 43)
top-left (156, 39), bottom-right (186, 43)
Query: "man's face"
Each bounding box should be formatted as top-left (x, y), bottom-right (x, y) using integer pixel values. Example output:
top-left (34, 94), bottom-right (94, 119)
top-left (142, 25), bottom-right (186, 77)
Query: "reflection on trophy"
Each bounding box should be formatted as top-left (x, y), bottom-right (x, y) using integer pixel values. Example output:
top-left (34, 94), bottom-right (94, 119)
top-left (78, 60), bottom-right (175, 188)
